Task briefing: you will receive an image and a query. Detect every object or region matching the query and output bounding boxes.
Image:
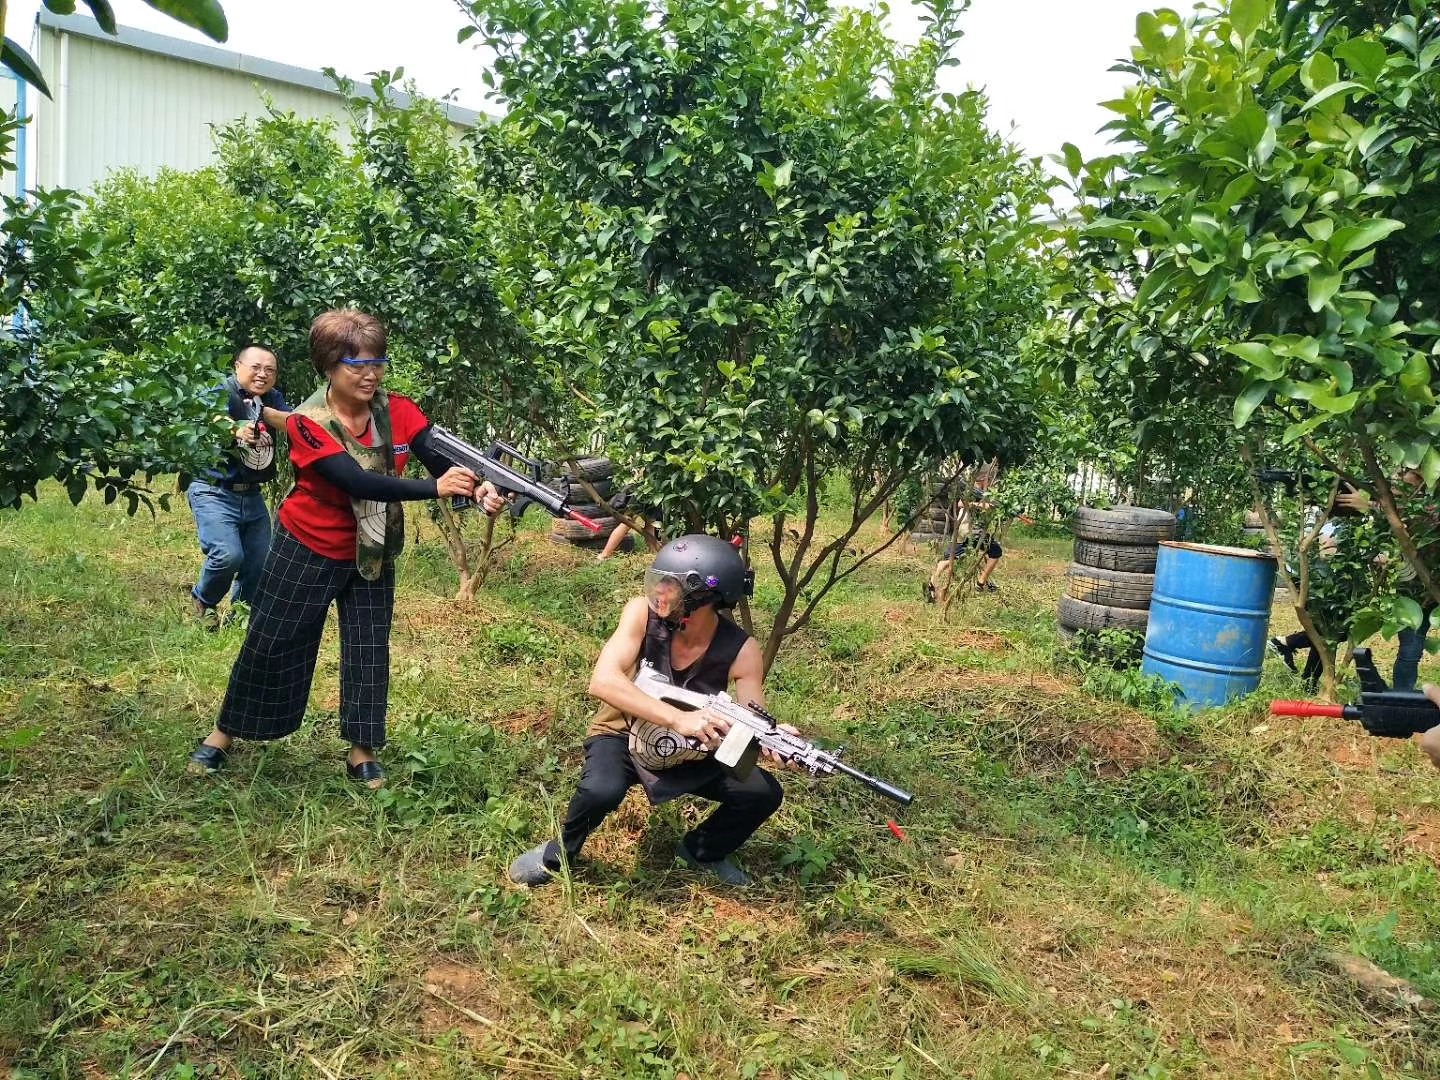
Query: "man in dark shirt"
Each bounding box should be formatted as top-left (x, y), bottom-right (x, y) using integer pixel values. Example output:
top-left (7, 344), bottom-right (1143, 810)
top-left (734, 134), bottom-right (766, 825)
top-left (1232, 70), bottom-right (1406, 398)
top-left (509, 535), bottom-right (789, 888)
top-left (186, 345), bottom-right (289, 626)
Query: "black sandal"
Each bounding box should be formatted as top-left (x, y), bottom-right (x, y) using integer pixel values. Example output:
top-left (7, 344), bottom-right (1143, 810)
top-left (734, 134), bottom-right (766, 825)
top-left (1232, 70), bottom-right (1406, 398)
top-left (187, 741), bottom-right (228, 775)
top-left (346, 759), bottom-right (386, 787)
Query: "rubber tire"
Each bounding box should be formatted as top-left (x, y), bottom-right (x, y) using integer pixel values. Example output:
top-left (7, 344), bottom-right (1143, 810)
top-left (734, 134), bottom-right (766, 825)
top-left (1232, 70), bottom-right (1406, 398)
top-left (565, 457), bottom-right (614, 482)
top-left (566, 477), bottom-right (613, 500)
top-left (909, 531), bottom-right (948, 546)
top-left (1071, 506), bottom-right (1176, 545)
top-left (1057, 594), bottom-right (1149, 633)
top-left (1072, 538), bottom-right (1159, 574)
top-left (1066, 565), bottom-right (1156, 610)
top-left (552, 515), bottom-right (617, 541)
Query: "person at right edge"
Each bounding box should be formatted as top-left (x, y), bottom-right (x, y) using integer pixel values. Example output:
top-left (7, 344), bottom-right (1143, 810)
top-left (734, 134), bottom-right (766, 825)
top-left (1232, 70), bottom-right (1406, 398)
top-left (509, 535), bottom-right (788, 888)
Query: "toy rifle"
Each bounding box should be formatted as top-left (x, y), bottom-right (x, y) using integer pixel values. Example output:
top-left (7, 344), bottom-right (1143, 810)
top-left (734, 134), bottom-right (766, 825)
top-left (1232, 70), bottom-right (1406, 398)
top-left (427, 427), bottom-right (603, 534)
top-left (632, 661), bottom-right (914, 805)
top-left (1270, 648), bottom-right (1439, 738)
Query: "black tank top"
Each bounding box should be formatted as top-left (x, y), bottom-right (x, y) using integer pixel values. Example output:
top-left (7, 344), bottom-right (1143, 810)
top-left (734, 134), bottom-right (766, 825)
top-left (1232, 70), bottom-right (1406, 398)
top-left (588, 607), bottom-right (749, 736)
top-left (640, 609), bottom-right (747, 693)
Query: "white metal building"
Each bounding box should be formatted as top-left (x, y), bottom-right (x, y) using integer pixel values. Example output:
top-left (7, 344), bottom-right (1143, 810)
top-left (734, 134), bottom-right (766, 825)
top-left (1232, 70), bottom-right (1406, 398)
top-left (17, 10), bottom-right (481, 196)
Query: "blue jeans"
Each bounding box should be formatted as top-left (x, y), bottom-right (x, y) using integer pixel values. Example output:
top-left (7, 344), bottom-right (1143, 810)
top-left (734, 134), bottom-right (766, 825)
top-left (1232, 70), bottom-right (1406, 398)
top-left (187, 481), bottom-right (273, 609)
top-left (1393, 606), bottom-right (1434, 691)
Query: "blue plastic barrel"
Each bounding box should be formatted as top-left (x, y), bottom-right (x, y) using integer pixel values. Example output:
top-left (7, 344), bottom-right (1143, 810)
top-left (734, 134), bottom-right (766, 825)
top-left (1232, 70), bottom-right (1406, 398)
top-left (1142, 542), bottom-right (1278, 708)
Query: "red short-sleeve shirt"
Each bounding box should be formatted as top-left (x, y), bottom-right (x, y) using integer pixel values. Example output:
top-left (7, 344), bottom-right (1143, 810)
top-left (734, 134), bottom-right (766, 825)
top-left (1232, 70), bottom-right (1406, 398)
top-left (279, 394), bottom-right (430, 560)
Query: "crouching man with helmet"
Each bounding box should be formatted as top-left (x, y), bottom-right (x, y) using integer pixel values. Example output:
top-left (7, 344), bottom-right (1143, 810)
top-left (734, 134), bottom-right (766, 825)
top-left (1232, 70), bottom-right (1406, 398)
top-left (509, 535), bottom-right (785, 888)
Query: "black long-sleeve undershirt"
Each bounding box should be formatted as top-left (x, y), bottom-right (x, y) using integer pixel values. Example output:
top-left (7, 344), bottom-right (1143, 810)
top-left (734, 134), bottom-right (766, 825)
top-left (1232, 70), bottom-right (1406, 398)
top-left (309, 425), bottom-right (458, 502)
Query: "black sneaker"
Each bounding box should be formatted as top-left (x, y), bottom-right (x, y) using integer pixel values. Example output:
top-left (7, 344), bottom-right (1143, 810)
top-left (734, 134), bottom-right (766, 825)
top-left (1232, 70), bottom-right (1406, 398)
top-left (675, 843), bottom-right (752, 887)
top-left (508, 844), bottom-right (558, 887)
top-left (922, 581), bottom-right (937, 604)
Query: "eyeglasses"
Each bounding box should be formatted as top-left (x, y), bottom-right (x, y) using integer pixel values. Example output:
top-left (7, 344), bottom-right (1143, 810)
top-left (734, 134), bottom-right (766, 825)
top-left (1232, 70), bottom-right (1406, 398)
top-left (336, 356), bottom-right (389, 372)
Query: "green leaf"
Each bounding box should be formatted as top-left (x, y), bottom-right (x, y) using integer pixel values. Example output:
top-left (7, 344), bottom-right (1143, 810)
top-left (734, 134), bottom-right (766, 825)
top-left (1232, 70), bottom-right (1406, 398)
top-left (1306, 269), bottom-right (1342, 312)
top-left (81, 0), bottom-right (118, 34)
top-left (1309, 388), bottom-right (1359, 413)
top-left (1300, 52), bottom-right (1338, 93)
top-left (1227, 104), bottom-right (1269, 149)
top-left (1422, 447), bottom-right (1440, 490)
top-left (141, 0), bottom-right (228, 42)
top-left (1329, 217), bottom-right (1404, 255)
top-left (1226, 341), bottom-right (1281, 378)
top-left (1232, 380), bottom-right (1270, 428)
top-left (1, 38), bottom-right (52, 97)
top-left (1060, 142), bottom-right (1083, 179)
top-left (1333, 37), bottom-right (1387, 81)
top-left (1228, 0), bottom-right (1267, 40)
top-left (1301, 80), bottom-right (1364, 111)
top-left (773, 160), bottom-right (793, 189)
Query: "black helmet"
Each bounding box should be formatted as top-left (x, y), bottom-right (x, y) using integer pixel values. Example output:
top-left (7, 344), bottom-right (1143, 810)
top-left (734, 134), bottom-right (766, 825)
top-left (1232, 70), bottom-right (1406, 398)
top-left (644, 534), bottom-right (754, 619)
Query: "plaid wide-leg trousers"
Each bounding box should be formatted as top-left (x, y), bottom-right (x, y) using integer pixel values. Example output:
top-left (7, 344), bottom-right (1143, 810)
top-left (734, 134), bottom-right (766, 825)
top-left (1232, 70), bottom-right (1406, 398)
top-left (217, 525), bottom-right (395, 748)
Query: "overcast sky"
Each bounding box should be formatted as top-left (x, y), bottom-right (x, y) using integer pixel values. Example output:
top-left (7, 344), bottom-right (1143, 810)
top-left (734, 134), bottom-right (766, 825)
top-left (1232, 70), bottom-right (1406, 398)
top-left (15, 0), bottom-right (1157, 162)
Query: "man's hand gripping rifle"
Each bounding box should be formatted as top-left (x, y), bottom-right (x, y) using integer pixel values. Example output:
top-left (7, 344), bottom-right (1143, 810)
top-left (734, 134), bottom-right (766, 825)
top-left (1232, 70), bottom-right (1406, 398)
top-left (1270, 648), bottom-right (1438, 738)
top-left (427, 427), bottom-right (603, 534)
top-left (633, 661), bottom-right (914, 805)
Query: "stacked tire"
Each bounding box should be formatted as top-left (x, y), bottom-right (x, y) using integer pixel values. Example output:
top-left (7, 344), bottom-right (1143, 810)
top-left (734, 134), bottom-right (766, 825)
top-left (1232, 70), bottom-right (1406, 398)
top-left (1059, 506), bottom-right (1176, 642)
top-left (908, 500), bottom-right (953, 547)
top-left (550, 456), bottom-right (619, 546)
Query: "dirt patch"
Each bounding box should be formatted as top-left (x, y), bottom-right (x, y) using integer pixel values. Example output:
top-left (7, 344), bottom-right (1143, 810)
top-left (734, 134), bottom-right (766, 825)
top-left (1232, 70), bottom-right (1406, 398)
top-left (493, 708), bottom-right (559, 737)
top-left (952, 629), bottom-right (1010, 653)
top-left (1401, 813), bottom-right (1440, 865)
top-left (420, 961), bottom-right (509, 1040)
top-left (1071, 720), bottom-right (1162, 775)
top-left (1327, 741), bottom-right (1377, 771)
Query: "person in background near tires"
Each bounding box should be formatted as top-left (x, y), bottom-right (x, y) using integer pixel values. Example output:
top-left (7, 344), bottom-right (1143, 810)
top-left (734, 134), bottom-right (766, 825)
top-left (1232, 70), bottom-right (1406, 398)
top-left (595, 485), bottom-right (661, 562)
top-left (186, 345), bottom-right (290, 629)
top-left (187, 310), bottom-right (505, 787)
top-left (925, 479), bottom-right (1002, 602)
top-left (1268, 518), bottom-right (1344, 690)
top-left (1334, 474), bottom-right (1437, 691)
top-left (509, 535), bottom-right (790, 888)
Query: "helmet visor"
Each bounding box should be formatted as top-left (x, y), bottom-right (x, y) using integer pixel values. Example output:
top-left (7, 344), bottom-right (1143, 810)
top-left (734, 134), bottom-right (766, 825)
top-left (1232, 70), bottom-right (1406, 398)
top-left (644, 567), bottom-right (716, 619)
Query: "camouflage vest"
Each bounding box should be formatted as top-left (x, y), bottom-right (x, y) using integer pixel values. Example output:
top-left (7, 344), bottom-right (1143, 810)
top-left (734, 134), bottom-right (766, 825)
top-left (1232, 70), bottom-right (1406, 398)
top-left (291, 385), bottom-right (404, 580)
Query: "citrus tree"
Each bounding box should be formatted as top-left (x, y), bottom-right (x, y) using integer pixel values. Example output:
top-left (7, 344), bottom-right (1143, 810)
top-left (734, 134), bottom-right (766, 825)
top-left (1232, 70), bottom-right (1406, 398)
top-left (465, 0), bottom-right (1052, 667)
top-left (0, 0), bottom-right (232, 512)
top-left (1058, 0), bottom-right (1439, 693)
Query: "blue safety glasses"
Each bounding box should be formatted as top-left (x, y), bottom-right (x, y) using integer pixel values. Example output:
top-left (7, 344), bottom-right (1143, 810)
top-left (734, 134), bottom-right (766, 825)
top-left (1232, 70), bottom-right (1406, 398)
top-left (336, 356), bottom-right (389, 371)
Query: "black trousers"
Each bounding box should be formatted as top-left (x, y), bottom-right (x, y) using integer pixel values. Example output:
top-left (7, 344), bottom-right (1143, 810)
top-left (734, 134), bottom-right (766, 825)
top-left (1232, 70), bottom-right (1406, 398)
top-left (217, 526), bottom-right (395, 748)
top-left (544, 734), bottom-right (783, 870)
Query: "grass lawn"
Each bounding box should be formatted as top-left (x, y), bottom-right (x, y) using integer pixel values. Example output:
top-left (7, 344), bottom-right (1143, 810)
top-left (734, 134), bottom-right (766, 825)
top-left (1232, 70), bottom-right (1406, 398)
top-left (3, 487), bottom-right (1439, 1078)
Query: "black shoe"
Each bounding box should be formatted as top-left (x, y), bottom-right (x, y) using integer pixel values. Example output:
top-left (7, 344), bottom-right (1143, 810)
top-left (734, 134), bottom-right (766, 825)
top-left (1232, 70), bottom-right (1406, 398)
top-left (1268, 636), bottom-right (1298, 673)
top-left (977, 581), bottom-right (998, 593)
top-left (346, 759), bottom-right (386, 788)
top-left (922, 581), bottom-right (937, 604)
top-left (186, 741), bottom-right (228, 775)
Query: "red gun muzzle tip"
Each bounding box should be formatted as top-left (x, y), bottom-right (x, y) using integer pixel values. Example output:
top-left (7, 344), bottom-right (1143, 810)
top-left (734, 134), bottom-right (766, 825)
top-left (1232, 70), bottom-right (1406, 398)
top-left (569, 511), bottom-right (604, 534)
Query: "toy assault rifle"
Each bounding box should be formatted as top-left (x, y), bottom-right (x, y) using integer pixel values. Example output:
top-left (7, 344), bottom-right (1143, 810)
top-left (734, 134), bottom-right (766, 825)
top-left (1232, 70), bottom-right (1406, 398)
top-left (427, 427), bottom-right (603, 534)
top-left (1270, 648), bottom-right (1439, 738)
top-left (632, 661), bottom-right (914, 805)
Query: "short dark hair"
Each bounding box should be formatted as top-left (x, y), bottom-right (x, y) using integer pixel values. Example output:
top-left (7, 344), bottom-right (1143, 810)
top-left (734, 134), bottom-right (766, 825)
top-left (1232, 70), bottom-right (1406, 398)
top-left (233, 343), bottom-right (277, 367)
top-left (309, 309), bottom-right (386, 378)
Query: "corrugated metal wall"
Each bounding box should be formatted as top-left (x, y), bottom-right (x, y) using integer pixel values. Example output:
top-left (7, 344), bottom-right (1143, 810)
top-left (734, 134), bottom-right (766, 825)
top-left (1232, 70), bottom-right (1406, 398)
top-left (31, 28), bottom-right (360, 191)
